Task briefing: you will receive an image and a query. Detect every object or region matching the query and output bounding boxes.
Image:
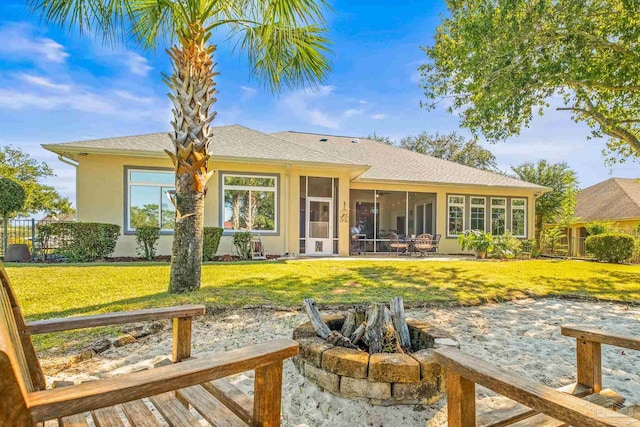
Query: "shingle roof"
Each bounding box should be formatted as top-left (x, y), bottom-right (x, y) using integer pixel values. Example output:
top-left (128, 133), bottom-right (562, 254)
top-left (272, 131), bottom-right (546, 189)
top-left (43, 125), bottom-right (363, 167)
top-left (42, 124), bottom-right (546, 190)
top-left (574, 178), bottom-right (640, 222)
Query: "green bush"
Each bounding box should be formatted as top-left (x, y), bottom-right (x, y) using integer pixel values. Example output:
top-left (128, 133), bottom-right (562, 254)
top-left (135, 225), bottom-right (160, 260)
top-left (493, 230), bottom-right (522, 259)
top-left (584, 220), bottom-right (613, 236)
top-left (203, 227), bottom-right (223, 261)
top-left (458, 230), bottom-right (494, 253)
top-left (232, 231), bottom-right (252, 259)
top-left (585, 233), bottom-right (635, 264)
top-left (38, 222), bottom-right (120, 262)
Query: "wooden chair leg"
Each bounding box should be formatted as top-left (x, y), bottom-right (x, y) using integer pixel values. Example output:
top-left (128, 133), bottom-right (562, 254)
top-left (446, 370), bottom-right (476, 427)
top-left (172, 317), bottom-right (192, 363)
top-left (576, 340), bottom-right (602, 393)
top-left (252, 361), bottom-right (283, 427)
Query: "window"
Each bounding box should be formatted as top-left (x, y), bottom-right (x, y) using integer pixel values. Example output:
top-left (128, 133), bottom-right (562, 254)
top-left (447, 195), bottom-right (465, 236)
top-left (470, 197), bottom-right (486, 231)
top-left (491, 198), bottom-right (506, 235)
top-left (222, 174), bottom-right (277, 232)
top-left (127, 169), bottom-right (175, 231)
top-left (511, 198), bottom-right (527, 237)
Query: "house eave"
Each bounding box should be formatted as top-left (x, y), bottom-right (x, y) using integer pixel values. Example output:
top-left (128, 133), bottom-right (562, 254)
top-left (352, 177), bottom-right (550, 193)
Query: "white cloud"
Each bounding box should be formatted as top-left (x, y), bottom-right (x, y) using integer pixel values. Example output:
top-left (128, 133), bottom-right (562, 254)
top-left (0, 23), bottom-right (69, 64)
top-left (371, 113), bottom-right (387, 120)
top-left (240, 85), bottom-right (258, 100)
top-left (114, 90), bottom-right (154, 105)
top-left (122, 51), bottom-right (152, 76)
top-left (281, 86), bottom-right (365, 130)
top-left (18, 74), bottom-right (70, 92)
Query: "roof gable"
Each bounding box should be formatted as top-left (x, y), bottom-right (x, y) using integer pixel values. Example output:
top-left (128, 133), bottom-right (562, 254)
top-left (574, 178), bottom-right (640, 222)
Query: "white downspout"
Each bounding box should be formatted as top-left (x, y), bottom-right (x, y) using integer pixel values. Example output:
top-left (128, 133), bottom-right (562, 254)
top-left (57, 155), bottom-right (79, 220)
top-left (284, 164), bottom-right (290, 256)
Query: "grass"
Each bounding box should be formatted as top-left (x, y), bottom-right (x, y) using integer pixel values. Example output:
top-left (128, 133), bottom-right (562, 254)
top-left (6, 259), bottom-right (640, 351)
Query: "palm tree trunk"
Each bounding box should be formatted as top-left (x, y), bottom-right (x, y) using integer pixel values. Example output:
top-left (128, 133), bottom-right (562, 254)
top-left (165, 22), bottom-right (217, 293)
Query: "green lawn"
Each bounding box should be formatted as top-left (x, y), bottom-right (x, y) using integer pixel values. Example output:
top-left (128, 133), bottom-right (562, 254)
top-left (6, 259), bottom-right (640, 351)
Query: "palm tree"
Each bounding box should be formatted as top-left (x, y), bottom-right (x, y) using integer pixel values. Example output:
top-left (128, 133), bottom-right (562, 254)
top-left (29, 0), bottom-right (331, 293)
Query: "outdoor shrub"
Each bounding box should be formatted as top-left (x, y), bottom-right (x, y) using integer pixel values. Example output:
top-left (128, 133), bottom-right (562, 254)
top-left (585, 233), bottom-right (635, 264)
top-left (521, 238), bottom-right (539, 257)
top-left (493, 230), bottom-right (522, 259)
top-left (232, 231), bottom-right (252, 259)
top-left (135, 225), bottom-right (160, 260)
top-left (458, 230), bottom-right (493, 252)
top-left (584, 220), bottom-right (613, 236)
top-left (203, 227), bottom-right (223, 261)
top-left (633, 238), bottom-right (640, 264)
top-left (38, 222), bottom-right (120, 262)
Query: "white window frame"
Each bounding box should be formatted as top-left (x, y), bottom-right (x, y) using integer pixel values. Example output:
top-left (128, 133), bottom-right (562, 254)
top-left (126, 169), bottom-right (175, 233)
top-left (490, 197), bottom-right (507, 236)
top-left (447, 195), bottom-right (465, 237)
top-left (510, 198), bottom-right (527, 238)
top-left (221, 173), bottom-right (278, 233)
top-left (469, 197), bottom-right (486, 232)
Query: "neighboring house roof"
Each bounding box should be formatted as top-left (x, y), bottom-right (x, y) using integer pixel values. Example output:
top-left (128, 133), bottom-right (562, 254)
top-left (42, 125), bottom-right (365, 168)
top-left (574, 177), bottom-right (640, 222)
top-left (42, 124), bottom-right (546, 190)
top-left (273, 131), bottom-right (546, 189)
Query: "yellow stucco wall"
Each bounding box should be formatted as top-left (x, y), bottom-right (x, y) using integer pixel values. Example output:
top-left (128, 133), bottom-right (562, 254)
top-left (75, 153), bottom-right (354, 257)
top-left (75, 153), bottom-right (540, 257)
top-left (569, 219), bottom-right (640, 234)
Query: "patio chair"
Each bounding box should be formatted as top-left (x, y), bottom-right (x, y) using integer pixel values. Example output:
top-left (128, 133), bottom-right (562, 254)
top-left (0, 261), bottom-right (298, 426)
top-left (430, 234), bottom-right (441, 254)
top-left (414, 234), bottom-right (433, 256)
top-left (433, 324), bottom-right (640, 427)
top-left (389, 232), bottom-right (409, 256)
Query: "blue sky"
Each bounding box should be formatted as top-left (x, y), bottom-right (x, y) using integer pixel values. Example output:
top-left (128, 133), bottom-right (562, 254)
top-left (0, 0), bottom-right (637, 207)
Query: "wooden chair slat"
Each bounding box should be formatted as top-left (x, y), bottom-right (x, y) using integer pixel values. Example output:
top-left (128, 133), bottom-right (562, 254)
top-left (0, 284), bottom-right (34, 392)
top-left (202, 379), bottom-right (253, 425)
top-left (91, 406), bottom-right (126, 427)
top-left (121, 399), bottom-right (163, 427)
top-left (148, 392), bottom-right (202, 427)
top-left (59, 413), bottom-right (90, 427)
top-left (0, 262), bottom-right (46, 390)
top-left (178, 385), bottom-right (247, 427)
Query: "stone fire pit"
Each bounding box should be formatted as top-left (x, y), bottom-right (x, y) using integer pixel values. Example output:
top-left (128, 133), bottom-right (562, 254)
top-left (292, 314), bottom-right (459, 405)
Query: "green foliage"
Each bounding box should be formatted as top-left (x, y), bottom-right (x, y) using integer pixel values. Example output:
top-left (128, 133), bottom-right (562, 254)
top-left (38, 222), bottom-right (120, 262)
top-left (586, 233), bottom-right (635, 263)
top-left (458, 230), bottom-right (494, 252)
top-left (520, 239), bottom-right (540, 257)
top-left (232, 231), bottom-right (253, 260)
top-left (135, 225), bottom-right (160, 260)
top-left (368, 131), bottom-right (498, 171)
top-left (28, 0), bottom-right (332, 94)
top-left (0, 178), bottom-right (26, 218)
top-left (421, 0), bottom-right (640, 162)
top-left (492, 230), bottom-right (523, 259)
top-left (203, 227), bottom-right (223, 261)
top-left (0, 146), bottom-right (73, 217)
top-left (585, 221), bottom-right (614, 236)
top-left (512, 160), bottom-right (578, 242)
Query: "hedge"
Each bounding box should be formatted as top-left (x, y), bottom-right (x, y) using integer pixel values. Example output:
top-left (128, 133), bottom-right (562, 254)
top-left (38, 222), bottom-right (120, 262)
top-left (135, 225), bottom-right (160, 260)
top-left (585, 233), bottom-right (635, 264)
top-left (203, 227), bottom-right (223, 261)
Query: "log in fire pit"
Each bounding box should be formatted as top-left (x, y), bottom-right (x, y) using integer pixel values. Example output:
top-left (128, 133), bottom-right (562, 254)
top-left (292, 297), bottom-right (459, 405)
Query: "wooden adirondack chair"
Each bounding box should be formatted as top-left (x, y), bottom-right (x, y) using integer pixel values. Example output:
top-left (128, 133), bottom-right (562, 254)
top-left (433, 325), bottom-right (640, 427)
top-left (0, 262), bottom-right (298, 426)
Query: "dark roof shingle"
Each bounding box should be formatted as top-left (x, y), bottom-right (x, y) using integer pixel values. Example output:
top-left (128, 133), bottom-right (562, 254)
top-left (574, 178), bottom-right (640, 222)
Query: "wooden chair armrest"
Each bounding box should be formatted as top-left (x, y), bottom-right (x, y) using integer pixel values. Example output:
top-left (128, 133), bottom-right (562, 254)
top-left (26, 305), bottom-right (206, 334)
top-left (561, 324), bottom-right (640, 351)
top-left (433, 346), bottom-right (640, 427)
top-left (27, 338), bottom-right (299, 422)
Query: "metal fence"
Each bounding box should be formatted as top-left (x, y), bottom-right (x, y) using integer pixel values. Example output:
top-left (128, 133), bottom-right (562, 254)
top-left (541, 236), bottom-right (592, 259)
top-left (0, 219), bottom-right (66, 259)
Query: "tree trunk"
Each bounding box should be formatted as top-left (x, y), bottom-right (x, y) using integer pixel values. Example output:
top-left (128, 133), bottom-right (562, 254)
top-left (350, 323), bottom-right (365, 346)
top-left (363, 303), bottom-right (395, 354)
top-left (165, 23), bottom-right (218, 293)
top-left (341, 309), bottom-right (358, 337)
top-left (390, 297), bottom-right (411, 350)
top-left (2, 216), bottom-right (7, 256)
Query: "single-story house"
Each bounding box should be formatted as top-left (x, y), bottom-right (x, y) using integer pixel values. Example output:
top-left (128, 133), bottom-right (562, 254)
top-left (43, 125), bottom-right (547, 257)
top-left (566, 178), bottom-right (640, 256)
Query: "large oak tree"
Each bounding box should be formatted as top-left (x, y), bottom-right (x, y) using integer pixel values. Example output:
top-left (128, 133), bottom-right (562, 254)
top-left (421, 0), bottom-right (640, 163)
top-left (29, 0), bottom-right (331, 293)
